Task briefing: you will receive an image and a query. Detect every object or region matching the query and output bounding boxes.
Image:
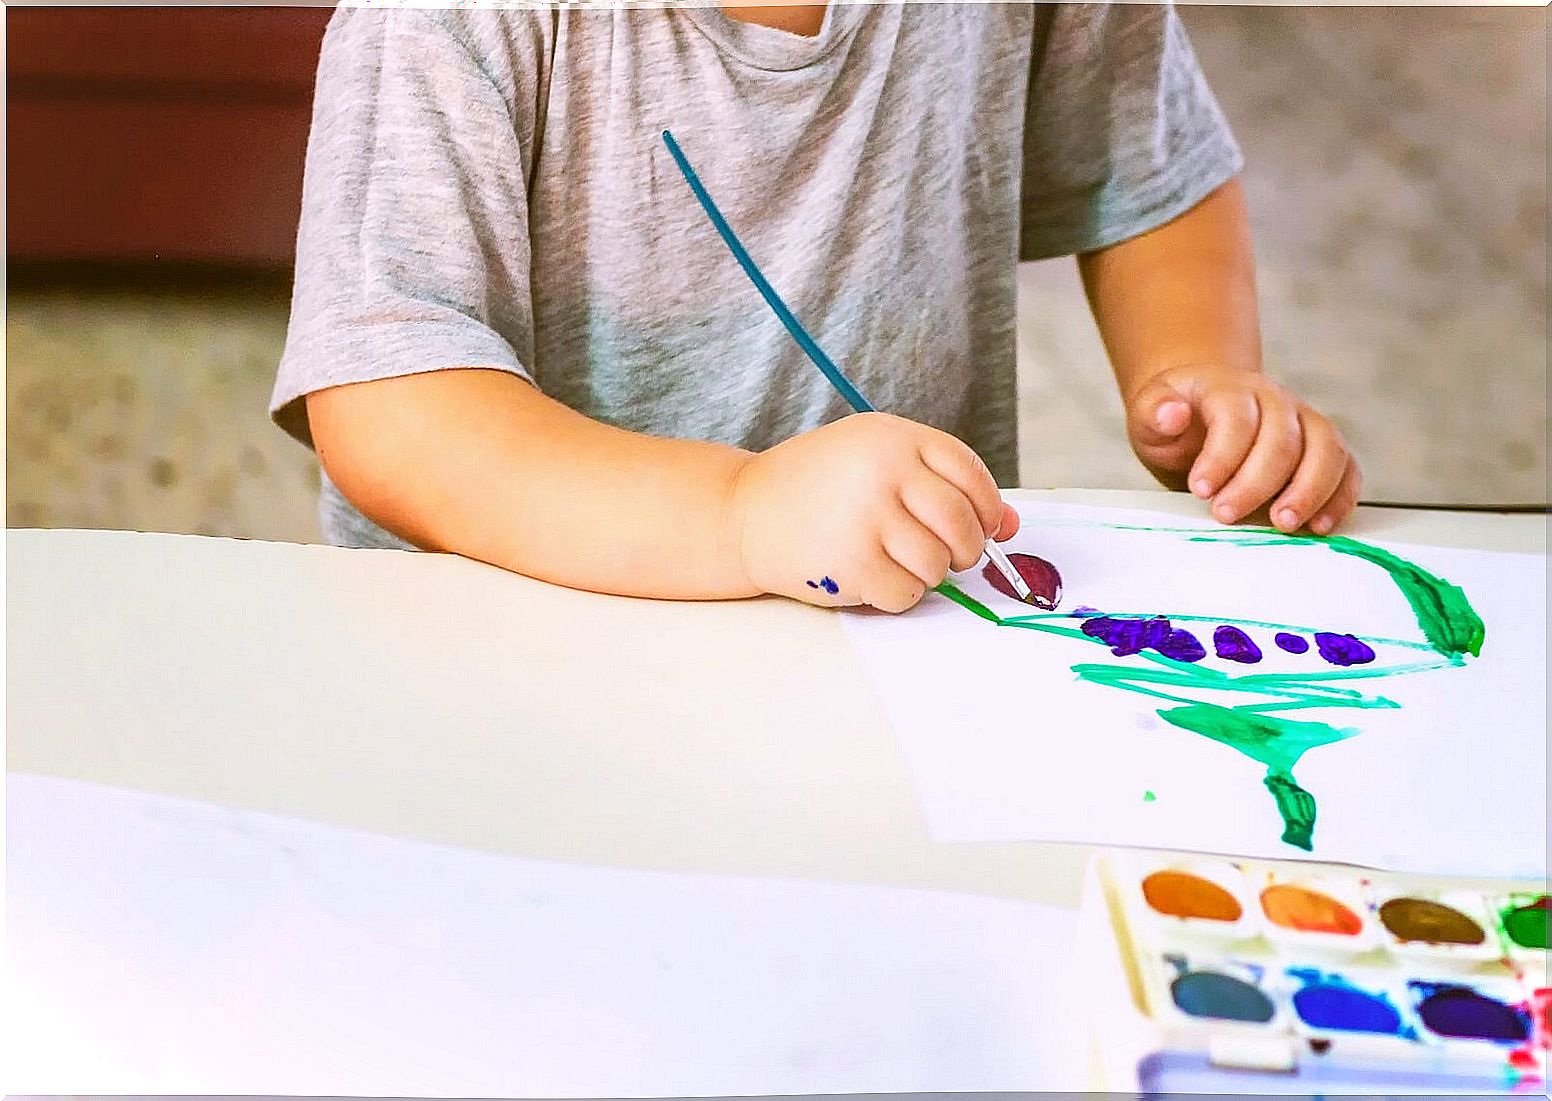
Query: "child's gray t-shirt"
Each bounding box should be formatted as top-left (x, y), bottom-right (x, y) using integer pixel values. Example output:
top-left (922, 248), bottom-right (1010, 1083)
top-left (272, 2), bottom-right (1242, 550)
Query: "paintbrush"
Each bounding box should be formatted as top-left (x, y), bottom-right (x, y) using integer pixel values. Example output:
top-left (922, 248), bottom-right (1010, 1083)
top-left (661, 129), bottom-right (1035, 605)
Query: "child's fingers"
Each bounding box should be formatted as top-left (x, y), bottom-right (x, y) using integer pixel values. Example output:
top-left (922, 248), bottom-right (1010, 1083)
top-left (881, 513), bottom-right (954, 590)
top-left (1186, 390), bottom-right (1261, 499)
top-left (1309, 456), bottom-right (1363, 535)
top-left (1270, 411), bottom-right (1349, 532)
top-left (859, 555), bottom-right (930, 614)
top-left (900, 472), bottom-right (989, 573)
top-left (1209, 391), bottom-right (1303, 523)
top-left (917, 436), bottom-right (1004, 538)
top-left (993, 502), bottom-right (1020, 542)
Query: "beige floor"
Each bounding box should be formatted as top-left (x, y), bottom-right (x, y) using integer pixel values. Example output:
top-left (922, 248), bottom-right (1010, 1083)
top-left (7, 6), bottom-right (1546, 544)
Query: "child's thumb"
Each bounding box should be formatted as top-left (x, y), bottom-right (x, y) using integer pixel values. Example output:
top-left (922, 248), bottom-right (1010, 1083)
top-left (1128, 378), bottom-right (1195, 447)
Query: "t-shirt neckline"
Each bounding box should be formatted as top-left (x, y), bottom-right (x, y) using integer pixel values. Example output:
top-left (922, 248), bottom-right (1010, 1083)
top-left (681, 2), bottom-right (868, 72)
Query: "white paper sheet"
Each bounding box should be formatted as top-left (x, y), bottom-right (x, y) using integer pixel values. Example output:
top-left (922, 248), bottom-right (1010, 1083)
top-left (6, 773), bottom-right (1085, 1095)
top-left (841, 504), bottom-right (1546, 878)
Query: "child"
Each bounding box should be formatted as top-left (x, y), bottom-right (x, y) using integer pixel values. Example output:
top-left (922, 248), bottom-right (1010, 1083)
top-left (272, 1), bottom-right (1361, 613)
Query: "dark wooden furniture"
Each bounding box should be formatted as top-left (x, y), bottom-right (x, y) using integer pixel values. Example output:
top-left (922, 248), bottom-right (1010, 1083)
top-left (8, 7), bottom-right (334, 267)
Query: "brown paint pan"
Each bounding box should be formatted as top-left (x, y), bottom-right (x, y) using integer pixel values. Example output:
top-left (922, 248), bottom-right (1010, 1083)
top-left (1373, 889), bottom-right (1500, 964)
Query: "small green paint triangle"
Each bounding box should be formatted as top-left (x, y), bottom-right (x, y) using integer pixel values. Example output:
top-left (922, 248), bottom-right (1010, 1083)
top-left (1142, 790), bottom-right (1157, 802)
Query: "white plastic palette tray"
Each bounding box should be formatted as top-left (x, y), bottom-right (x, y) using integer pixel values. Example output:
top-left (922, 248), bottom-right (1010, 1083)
top-left (1079, 850), bottom-right (1549, 1093)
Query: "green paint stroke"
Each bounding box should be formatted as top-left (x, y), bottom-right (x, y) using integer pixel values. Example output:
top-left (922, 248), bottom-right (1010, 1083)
top-left (1066, 657), bottom-right (1404, 711)
top-left (1327, 536), bottom-right (1485, 657)
top-left (1155, 703), bottom-right (1359, 850)
top-left (1179, 528), bottom-right (1486, 658)
top-left (934, 526), bottom-right (1487, 852)
top-left (932, 580), bottom-right (1001, 623)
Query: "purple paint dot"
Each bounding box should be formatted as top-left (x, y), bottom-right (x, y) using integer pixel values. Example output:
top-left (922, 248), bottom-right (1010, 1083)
top-left (1275, 631), bottom-right (1310, 654)
top-left (806, 580), bottom-right (819, 589)
top-left (1214, 625), bottom-right (1264, 664)
top-left (1141, 617), bottom-right (1174, 650)
top-left (1081, 616), bottom-right (1146, 656)
top-left (1158, 628), bottom-right (1207, 663)
top-left (1069, 606), bottom-right (1102, 619)
top-left (1315, 631), bottom-right (1376, 666)
top-left (1079, 614), bottom-right (1206, 663)
top-left (819, 576), bottom-right (840, 595)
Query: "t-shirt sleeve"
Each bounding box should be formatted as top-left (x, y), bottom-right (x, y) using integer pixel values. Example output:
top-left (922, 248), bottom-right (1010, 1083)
top-left (271, 8), bottom-right (547, 447)
top-left (1019, 3), bottom-right (1244, 261)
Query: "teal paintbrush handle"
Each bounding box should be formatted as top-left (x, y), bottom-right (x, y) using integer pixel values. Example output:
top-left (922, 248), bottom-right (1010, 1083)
top-left (661, 129), bottom-right (876, 415)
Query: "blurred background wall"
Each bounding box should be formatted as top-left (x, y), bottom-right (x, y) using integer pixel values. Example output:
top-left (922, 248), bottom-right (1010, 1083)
top-left (7, 5), bottom-right (1547, 544)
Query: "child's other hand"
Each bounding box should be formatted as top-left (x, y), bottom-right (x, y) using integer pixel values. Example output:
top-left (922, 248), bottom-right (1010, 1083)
top-left (1125, 366), bottom-right (1362, 535)
top-left (729, 413), bottom-right (1019, 613)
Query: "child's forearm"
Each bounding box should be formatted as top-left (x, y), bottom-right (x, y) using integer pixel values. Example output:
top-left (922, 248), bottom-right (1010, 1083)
top-left (1078, 177), bottom-right (1261, 406)
top-left (307, 368), bottom-right (760, 599)
top-left (306, 366), bottom-right (1018, 611)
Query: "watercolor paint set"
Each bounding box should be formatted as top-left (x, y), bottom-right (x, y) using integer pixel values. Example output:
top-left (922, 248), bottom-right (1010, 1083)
top-left (1079, 850), bottom-right (1549, 1093)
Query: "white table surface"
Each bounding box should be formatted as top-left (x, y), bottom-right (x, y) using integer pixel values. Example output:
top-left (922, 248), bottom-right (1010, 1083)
top-left (9, 488), bottom-right (1544, 909)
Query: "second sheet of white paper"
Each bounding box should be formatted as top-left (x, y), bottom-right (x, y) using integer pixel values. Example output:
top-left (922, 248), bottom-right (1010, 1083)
top-left (8, 773), bottom-right (1086, 1095)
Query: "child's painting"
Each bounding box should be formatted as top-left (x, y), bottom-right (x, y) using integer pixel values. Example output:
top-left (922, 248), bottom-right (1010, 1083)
top-left (841, 504), bottom-right (1546, 879)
